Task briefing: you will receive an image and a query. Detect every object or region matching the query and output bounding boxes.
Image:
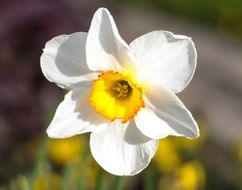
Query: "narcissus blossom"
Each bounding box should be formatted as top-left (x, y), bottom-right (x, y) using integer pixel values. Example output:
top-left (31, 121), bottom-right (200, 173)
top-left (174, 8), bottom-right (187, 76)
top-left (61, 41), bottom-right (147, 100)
top-left (41, 7), bottom-right (199, 176)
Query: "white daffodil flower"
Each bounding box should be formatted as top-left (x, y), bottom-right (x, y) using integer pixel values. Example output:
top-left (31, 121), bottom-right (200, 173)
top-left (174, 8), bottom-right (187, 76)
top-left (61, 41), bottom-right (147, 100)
top-left (41, 7), bottom-right (199, 176)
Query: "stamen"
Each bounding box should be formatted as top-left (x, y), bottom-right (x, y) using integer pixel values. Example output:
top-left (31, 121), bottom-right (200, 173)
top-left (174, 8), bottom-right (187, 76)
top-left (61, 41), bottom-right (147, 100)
top-left (112, 80), bottom-right (132, 98)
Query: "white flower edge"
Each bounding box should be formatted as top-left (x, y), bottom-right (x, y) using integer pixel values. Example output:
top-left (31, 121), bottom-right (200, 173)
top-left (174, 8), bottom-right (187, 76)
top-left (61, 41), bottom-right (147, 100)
top-left (46, 87), bottom-right (109, 138)
top-left (86, 7), bottom-right (137, 73)
top-left (40, 32), bottom-right (98, 90)
top-left (130, 30), bottom-right (197, 94)
top-left (90, 120), bottom-right (159, 176)
top-left (135, 85), bottom-right (199, 140)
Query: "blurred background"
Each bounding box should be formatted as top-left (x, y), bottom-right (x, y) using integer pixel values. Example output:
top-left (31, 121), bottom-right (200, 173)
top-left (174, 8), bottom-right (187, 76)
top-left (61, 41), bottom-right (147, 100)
top-left (1, 0), bottom-right (242, 189)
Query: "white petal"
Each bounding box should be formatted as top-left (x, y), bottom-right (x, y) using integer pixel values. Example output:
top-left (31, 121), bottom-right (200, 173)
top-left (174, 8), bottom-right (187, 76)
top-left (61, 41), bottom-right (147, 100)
top-left (47, 88), bottom-right (109, 138)
top-left (135, 85), bottom-right (199, 139)
top-left (90, 120), bottom-right (158, 176)
top-left (41, 32), bottom-right (98, 89)
top-left (130, 31), bottom-right (197, 93)
top-left (86, 8), bottom-right (136, 72)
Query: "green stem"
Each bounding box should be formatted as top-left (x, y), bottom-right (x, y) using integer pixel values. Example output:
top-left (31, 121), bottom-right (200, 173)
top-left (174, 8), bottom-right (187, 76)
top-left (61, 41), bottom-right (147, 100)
top-left (29, 137), bottom-right (48, 189)
top-left (77, 137), bottom-right (89, 190)
top-left (144, 166), bottom-right (155, 190)
top-left (112, 176), bottom-right (122, 190)
top-left (62, 163), bottom-right (73, 190)
top-left (95, 169), bottom-right (106, 190)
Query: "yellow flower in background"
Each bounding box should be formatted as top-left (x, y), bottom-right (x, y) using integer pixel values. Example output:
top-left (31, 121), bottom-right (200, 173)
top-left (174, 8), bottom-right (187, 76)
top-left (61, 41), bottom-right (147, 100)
top-left (48, 136), bottom-right (84, 165)
top-left (153, 139), bottom-right (181, 173)
top-left (175, 161), bottom-right (206, 190)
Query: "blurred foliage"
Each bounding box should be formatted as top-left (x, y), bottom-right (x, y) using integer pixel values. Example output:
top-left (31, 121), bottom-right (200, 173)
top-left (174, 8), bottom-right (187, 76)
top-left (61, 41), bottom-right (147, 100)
top-left (117, 0), bottom-right (242, 40)
top-left (1, 118), bottom-right (242, 189)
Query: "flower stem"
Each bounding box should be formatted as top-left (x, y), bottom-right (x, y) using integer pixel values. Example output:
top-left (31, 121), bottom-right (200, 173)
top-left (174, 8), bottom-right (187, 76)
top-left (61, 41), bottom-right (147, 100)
top-left (144, 166), bottom-right (155, 190)
top-left (95, 169), bottom-right (106, 190)
top-left (112, 176), bottom-right (122, 190)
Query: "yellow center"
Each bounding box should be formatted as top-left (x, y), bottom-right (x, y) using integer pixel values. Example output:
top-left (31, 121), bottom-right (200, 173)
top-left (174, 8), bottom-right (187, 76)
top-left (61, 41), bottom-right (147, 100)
top-left (89, 71), bottom-right (144, 123)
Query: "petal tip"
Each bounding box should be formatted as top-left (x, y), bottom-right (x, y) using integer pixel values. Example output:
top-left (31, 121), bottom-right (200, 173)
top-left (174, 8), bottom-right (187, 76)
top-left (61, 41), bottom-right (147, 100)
top-left (95, 7), bottom-right (109, 15)
top-left (46, 127), bottom-right (75, 139)
top-left (46, 126), bottom-right (62, 139)
top-left (46, 128), bottom-right (56, 138)
top-left (186, 127), bottom-right (200, 139)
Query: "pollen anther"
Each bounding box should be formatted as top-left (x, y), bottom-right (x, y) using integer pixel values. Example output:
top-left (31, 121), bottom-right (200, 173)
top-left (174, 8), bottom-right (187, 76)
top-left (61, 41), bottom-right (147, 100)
top-left (112, 80), bottom-right (132, 98)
